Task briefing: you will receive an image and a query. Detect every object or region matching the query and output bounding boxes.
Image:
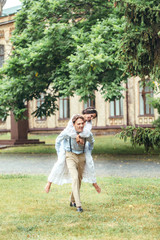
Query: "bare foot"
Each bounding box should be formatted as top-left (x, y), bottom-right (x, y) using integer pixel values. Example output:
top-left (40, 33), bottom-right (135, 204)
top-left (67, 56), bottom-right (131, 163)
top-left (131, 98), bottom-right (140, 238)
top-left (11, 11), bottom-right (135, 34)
top-left (93, 183), bottom-right (101, 193)
top-left (45, 182), bottom-right (52, 193)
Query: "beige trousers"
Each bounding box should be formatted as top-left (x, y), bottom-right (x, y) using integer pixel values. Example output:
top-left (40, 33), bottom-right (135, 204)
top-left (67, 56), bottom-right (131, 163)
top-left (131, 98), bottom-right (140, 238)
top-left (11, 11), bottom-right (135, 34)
top-left (66, 151), bottom-right (86, 207)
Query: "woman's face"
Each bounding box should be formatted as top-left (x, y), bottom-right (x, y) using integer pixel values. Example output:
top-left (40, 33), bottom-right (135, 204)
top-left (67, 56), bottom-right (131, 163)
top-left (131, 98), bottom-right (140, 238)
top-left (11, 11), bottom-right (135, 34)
top-left (90, 113), bottom-right (97, 120)
top-left (84, 113), bottom-right (97, 122)
top-left (83, 114), bottom-right (91, 122)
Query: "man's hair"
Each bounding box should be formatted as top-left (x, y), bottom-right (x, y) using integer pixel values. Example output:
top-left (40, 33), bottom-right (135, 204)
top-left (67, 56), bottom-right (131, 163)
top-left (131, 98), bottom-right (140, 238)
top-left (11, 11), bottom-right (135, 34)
top-left (72, 114), bottom-right (85, 124)
top-left (82, 107), bottom-right (98, 118)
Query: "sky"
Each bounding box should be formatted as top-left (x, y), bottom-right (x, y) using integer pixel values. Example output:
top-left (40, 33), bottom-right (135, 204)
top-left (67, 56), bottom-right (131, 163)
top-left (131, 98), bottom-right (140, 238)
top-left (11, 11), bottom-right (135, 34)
top-left (3, 0), bottom-right (21, 9)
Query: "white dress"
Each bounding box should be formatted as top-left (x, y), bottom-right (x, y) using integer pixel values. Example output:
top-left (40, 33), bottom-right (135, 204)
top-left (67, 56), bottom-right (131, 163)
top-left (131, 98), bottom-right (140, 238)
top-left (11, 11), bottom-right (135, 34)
top-left (48, 118), bottom-right (96, 185)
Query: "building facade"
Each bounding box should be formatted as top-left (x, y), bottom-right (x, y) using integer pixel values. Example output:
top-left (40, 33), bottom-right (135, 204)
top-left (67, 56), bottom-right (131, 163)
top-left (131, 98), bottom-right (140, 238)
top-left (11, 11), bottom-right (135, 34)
top-left (0, 6), bottom-right (159, 135)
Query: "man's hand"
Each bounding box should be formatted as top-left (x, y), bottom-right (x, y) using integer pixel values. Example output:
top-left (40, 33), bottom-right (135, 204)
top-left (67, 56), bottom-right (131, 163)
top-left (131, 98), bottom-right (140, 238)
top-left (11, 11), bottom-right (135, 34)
top-left (76, 135), bottom-right (85, 145)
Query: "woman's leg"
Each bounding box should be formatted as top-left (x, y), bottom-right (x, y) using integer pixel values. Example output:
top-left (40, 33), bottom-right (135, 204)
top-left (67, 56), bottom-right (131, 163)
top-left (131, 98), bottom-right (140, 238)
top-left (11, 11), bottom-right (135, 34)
top-left (45, 181), bottom-right (52, 193)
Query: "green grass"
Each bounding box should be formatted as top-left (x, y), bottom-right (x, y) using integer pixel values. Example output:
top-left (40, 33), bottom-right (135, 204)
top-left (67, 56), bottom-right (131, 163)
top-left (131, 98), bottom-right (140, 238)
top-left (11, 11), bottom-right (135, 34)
top-left (0, 133), bottom-right (57, 144)
top-left (0, 175), bottom-right (159, 240)
top-left (0, 133), bottom-right (159, 155)
top-left (93, 135), bottom-right (159, 155)
top-left (29, 133), bottom-right (57, 144)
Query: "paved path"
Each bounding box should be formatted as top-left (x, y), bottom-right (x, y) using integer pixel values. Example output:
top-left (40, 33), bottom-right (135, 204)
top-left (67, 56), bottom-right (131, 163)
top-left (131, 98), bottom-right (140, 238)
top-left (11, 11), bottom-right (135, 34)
top-left (0, 154), bottom-right (160, 178)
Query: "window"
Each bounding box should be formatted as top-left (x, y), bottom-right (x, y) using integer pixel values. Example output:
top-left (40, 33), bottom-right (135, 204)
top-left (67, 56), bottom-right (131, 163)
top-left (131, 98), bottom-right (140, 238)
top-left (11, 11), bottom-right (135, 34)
top-left (139, 85), bottom-right (154, 115)
top-left (59, 97), bottom-right (70, 119)
top-left (84, 98), bottom-right (95, 109)
top-left (110, 98), bottom-right (123, 117)
top-left (37, 94), bottom-right (46, 121)
top-left (0, 30), bottom-right (4, 39)
top-left (0, 45), bottom-right (4, 68)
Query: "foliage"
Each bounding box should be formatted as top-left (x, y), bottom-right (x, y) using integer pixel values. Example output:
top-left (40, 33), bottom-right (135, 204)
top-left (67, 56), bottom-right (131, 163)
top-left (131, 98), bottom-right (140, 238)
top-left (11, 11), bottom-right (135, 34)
top-left (69, 15), bottom-right (126, 102)
top-left (116, 0), bottom-right (160, 121)
top-left (118, 126), bottom-right (160, 152)
top-left (153, 118), bottom-right (160, 128)
top-left (0, 0), bottom-right (159, 120)
top-left (151, 94), bottom-right (160, 126)
top-left (116, 0), bottom-right (160, 155)
top-left (0, 0), bottom-right (126, 120)
top-left (147, 85), bottom-right (160, 127)
top-left (116, 0), bottom-right (160, 80)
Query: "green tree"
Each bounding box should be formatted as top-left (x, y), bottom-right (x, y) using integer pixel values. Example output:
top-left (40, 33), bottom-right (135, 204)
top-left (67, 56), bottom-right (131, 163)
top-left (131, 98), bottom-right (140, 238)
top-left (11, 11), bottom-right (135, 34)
top-left (0, 0), bottom-right (159, 120)
top-left (0, 0), bottom-right (126, 120)
top-left (116, 0), bottom-right (160, 79)
top-left (115, 0), bottom-right (160, 151)
top-left (116, 0), bottom-right (160, 118)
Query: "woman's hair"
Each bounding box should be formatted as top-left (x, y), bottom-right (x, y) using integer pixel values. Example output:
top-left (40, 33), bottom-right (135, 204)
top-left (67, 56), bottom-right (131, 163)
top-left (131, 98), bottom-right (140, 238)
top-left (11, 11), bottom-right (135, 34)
top-left (72, 114), bottom-right (85, 124)
top-left (82, 107), bottom-right (98, 118)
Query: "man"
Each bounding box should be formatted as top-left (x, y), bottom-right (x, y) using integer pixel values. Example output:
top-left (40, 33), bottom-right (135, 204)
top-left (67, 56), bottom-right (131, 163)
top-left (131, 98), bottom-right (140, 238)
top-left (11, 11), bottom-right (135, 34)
top-left (45, 115), bottom-right (96, 212)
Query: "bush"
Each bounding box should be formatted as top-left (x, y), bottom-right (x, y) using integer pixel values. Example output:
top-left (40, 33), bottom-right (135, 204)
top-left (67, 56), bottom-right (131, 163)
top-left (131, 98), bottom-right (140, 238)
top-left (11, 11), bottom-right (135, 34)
top-left (118, 126), bottom-right (160, 152)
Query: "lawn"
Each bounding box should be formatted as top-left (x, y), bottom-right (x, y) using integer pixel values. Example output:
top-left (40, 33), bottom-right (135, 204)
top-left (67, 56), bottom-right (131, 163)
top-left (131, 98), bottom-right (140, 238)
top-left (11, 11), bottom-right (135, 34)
top-left (0, 175), bottom-right (159, 240)
top-left (0, 133), bottom-right (159, 155)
